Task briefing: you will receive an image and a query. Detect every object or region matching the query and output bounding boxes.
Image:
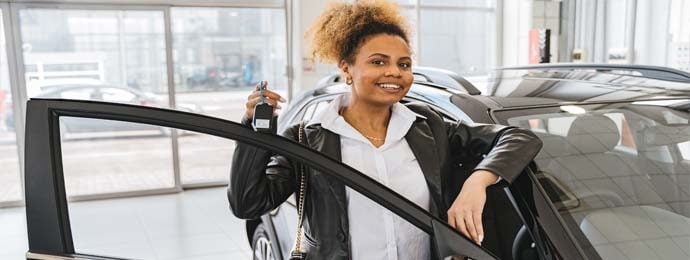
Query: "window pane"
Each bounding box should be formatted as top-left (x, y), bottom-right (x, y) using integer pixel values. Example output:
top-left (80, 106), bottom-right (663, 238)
top-left (419, 9), bottom-right (495, 76)
top-left (18, 9), bottom-right (176, 196)
top-left (171, 7), bottom-right (287, 184)
top-left (59, 117), bottom-right (175, 196)
top-left (19, 9), bottom-right (169, 99)
top-left (0, 10), bottom-right (22, 204)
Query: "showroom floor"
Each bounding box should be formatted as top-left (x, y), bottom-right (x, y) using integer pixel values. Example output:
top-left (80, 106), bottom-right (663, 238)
top-left (0, 187), bottom-right (252, 260)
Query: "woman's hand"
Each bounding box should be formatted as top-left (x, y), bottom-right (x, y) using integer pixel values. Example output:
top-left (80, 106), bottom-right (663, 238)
top-left (447, 170), bottom-right (499, 245)
top-left (244, 81), bottom-right (286, 118)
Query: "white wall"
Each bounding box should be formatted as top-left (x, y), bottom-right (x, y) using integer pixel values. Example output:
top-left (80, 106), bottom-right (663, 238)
top-left (290, 0), bottom-right (338, 99)
top-left (502, 0), bottom-right (532, 66)
top-left (634, 0), bottom-right (671, 66)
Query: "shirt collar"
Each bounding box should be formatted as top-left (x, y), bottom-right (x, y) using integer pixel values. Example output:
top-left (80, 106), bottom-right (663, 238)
top-left (307, 94), bottom-right (427, 144)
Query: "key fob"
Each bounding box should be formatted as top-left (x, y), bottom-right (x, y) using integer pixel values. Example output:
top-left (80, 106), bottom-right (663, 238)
top-left (253, 103), bottom-right (276, 134)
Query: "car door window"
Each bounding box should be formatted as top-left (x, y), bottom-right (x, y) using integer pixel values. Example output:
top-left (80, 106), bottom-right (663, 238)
top-left (24, 99), bottom-right (497, 260)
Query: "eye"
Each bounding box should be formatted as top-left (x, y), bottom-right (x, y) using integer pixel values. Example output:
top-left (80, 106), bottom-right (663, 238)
top-left (399, 62), bottom-right (411, 68)
top-left (371, 60), bottom-right (385, 66)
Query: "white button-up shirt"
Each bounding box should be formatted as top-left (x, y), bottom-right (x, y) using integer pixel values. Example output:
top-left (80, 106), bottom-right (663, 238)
top-left (308, 94), bottom-right (431, 260)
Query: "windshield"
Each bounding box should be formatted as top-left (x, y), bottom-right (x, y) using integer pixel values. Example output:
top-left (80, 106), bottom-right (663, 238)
top-left (496, 99), bottom-right (690, 259)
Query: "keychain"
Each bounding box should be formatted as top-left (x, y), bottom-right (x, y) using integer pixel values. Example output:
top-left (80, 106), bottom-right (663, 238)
top-left (252, 81), bottom-right (276, 134)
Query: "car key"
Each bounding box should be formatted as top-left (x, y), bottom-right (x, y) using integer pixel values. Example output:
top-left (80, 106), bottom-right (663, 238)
top-left (252, 81), bottom-right (277, 134)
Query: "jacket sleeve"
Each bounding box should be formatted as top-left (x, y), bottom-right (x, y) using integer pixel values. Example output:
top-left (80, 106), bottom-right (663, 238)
top-left (446, 120), bottom-right (543, 183)
top-left (228, 115), bottom-right (297, 219)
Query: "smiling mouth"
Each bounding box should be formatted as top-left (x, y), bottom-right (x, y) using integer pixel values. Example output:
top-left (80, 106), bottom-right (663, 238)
top-left (377, 83), bottom-right (403, 90)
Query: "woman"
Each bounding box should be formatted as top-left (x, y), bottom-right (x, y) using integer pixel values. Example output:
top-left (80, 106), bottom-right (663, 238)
top-left (229, 1), bottom-right (542, 259)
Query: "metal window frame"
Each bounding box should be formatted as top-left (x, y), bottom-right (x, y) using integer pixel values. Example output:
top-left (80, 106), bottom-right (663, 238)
top-left (1, 1), bottom-right (292, 207)
top-left (0, 2), bottom-right (25, 208)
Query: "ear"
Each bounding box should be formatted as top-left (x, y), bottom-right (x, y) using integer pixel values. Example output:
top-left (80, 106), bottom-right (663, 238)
top-left (338, 59), bottom-right (349, 75)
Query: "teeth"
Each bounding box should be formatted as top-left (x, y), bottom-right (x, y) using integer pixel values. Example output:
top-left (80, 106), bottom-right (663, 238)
top-left (378, 83), bottom-right (401, 89)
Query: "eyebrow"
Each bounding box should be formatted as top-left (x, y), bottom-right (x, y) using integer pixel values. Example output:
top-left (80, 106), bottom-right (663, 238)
top-left (368, 53), bottom-right (412, 60)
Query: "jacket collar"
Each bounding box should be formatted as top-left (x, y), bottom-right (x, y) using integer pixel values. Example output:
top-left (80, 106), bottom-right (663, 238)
top-left (304, 99), bottom-right (443, 217)
top-left (308, 94), bottom-right (426, 130)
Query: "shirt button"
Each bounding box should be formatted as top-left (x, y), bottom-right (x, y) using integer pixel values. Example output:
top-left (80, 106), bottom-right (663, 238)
top-left (337, 232), bottom-right (345, 242)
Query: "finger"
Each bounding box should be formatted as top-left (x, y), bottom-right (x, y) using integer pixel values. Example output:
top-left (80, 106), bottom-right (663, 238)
top-left (247, 96), bottom-right (281, 109)
top-left (260, 89), bottom-right (286, 102)
top-left (263, 96), bottom-right (282, 109)
top-left (473, 211), bottom-right (484, 245)
top-left (455, 215), bottom-right (470, 239)
top-left (254, 81), bottom-right (266, 90)
top-left (248, 89), bottom-right (285, 103)
top-left (244, 96), bottom-right (260, 118)
top-left (464, 212), bottom-right (478, 244)
top-left (247, 90), bottom-right (262, 100)
top-left (246, 96), bottom-right (261, 106)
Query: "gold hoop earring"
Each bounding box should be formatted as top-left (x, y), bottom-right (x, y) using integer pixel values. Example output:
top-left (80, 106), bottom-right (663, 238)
top-left (346, 77), bottom-right (353, 85)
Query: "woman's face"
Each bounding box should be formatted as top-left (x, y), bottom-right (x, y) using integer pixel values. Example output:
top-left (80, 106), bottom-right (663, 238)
top-left (341, 34), bottom-right (413, 108)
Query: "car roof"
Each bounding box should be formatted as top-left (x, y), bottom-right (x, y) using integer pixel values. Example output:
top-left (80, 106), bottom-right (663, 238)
top-left (294, 64), bottom-right (690, 117)
top-left (487, 64), bottom-right (690, 109)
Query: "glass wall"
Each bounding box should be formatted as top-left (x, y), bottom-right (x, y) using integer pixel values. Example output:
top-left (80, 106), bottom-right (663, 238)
top-left (171, 7), bottom-right (287, 185)
top-left (0, 10), bottom-right (23, 204)
top-left (420, 8), bottom-right (496, 76)
top-left (568, 0), bottom-right (690, 72)
top-left (20, 9), bottom-right (169, 97)
top-left (0, 1), bottom-right (288, 205)
top-left (19, 9), bottom-right (177, 196)
top-left (398, 0), bottom-right (498, 76)
top-left (59, 118), bottom-right (176, 196)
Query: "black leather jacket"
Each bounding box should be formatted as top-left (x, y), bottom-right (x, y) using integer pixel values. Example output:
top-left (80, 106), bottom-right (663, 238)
top-left (228, 103), bottom-right (542, 260)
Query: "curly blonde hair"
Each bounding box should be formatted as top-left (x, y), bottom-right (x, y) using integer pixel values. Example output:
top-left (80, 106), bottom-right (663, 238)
top-left (305, 0), bottom-right (411, 65)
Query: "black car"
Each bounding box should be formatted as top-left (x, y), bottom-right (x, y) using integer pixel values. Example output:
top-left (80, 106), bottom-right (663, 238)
top-left (248, 64), bottom-right (690, 260)
top-left (23, 64), bottom-right (690, 260)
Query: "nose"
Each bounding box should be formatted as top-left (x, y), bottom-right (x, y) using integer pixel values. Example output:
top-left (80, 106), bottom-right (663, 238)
top-left (384, 64), bottom-right (402, 78)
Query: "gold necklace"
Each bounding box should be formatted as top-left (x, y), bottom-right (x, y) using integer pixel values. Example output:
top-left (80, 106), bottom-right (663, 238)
top-left (362, 134), bottom-right (385, 141)
top-left (340, 107), bottom-right (385, 142)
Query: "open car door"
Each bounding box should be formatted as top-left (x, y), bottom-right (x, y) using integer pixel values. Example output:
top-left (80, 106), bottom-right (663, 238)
top-left (24, 98), bottom-right (497, 260)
